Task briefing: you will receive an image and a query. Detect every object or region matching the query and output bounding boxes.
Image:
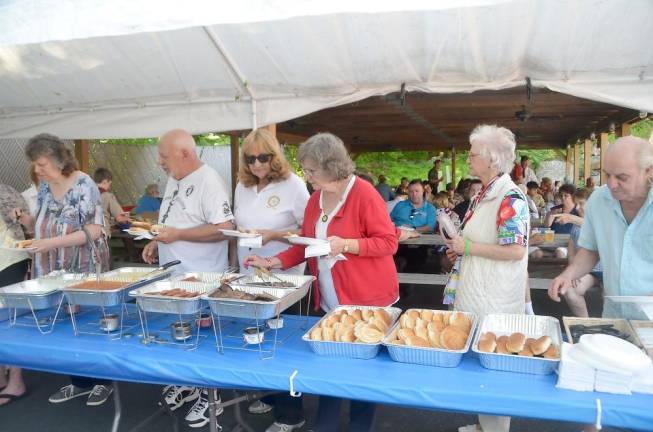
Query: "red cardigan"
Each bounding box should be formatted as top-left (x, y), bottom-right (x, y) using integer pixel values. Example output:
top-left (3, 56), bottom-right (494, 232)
top-left (277, 177), bottom-right (399, 310)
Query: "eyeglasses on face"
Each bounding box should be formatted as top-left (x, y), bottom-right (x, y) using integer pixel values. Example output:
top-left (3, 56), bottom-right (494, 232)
top-left (301, 167), bottom-right (319, 177)
top-left (245, 154), bottom-right (272, 165)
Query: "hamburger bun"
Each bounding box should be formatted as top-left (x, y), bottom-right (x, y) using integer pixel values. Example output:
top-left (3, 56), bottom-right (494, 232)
top-left (440, 326), bottom-right (468, 350)
top-left (480, 332), bottom-right (497, 343)
top-left (322, 327), bottom-right (336, 342)
top-left (420, 309), bottom-right (434, 321)
top-left (16, 239), bottom-right (34, 249)
top-left (406, 309), bottom-right (421, 320)
top-left (478, 338), bottom-right (497, 353)
top-left (406, 336), bottom-right (430, 348)
top-left (542, 343), bottom-right (559, 359)
top-left (310, 327), bottom-right (322, 341)
top-left (357, 325), bottom-right (384, 343)
top-left (415, 326), bottom-right (428, 341)
top-left (350, 309), bottom-right (363, 321)
top-left (495, 338), bottom-right (511, 354)
top-left (449, 312), bottom-right (472, 333)
top-left (506, 332), bottom-right (526, 353)
top-left (361, 309), bottom-right (374, 321)
top-left (428, 329), bottom-right (442, 348)
top-left (518, 346), bottom-right (534, 357)
top-left (130, 221), bottom-right (152, 229)
top-left (530, 336), bottom-right (552, 356)
top-left (374, 309), bottom-right (391, 326)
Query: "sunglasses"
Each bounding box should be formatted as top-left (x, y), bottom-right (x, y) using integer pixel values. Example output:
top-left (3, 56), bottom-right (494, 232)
top-left (245, 154), bottom-right (272, 165)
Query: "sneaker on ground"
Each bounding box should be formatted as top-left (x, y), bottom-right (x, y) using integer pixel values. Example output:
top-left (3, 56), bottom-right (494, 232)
top-left (159, 385), bottom-right (200, 411)
top-left (86, 385), bottom-right (114, 406)
top-left (265, 420), bottom-right (306, 432)
top-left (248, 399), bottom-right (273, 414)
top-left (48, 384), bottom-right (92, 403)
top-left (185, 389), bottom-right (223, 429)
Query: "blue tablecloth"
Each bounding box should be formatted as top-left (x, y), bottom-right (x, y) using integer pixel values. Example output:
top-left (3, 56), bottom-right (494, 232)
top-left (1, 310), bottom-right (652, 431)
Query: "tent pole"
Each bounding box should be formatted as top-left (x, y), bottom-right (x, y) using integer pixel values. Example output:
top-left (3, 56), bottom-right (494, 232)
top-left (74, 139), bottom-right (89, 173)
top-left (583, 138), bottom-right (592, 186)
top-left (450, 146), bottom-right (456, 188)
top-left (573, 142), bottom-right (580, 185)
top-left (599, 133), bottom-right (609, 185)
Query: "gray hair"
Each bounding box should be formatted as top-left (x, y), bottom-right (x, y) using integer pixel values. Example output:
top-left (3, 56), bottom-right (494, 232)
top-left (298, 133), bottom-right (355, 181)
top-left (469, 125), bottom-right (517, 174)
top-left (25, 133), bottom-right (77, 176)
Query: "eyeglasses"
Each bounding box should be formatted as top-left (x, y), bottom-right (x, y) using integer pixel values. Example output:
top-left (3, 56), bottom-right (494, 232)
top-left (301, 167), bottom-right (319, 177)
top-left (245, 154), bottom-right (272, 165)
top-left (409, 208), bottom-right (424, 219)
top-left (468, 152), bottom-right (482, 159)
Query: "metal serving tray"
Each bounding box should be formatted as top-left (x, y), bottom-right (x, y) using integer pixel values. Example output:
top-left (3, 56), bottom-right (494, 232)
top-left (169, 271), bottom-right (237, 284)
top-left (62, 267), bottom-right (172, 307)
top-left (302, 305), bottom-right (402, 360)
top-left (202, 283), bottom-right (310, 320)
top-left (229, 273), bottom-right (315, 291)
top-left (0, 279), bottom-right (65, 310)
top-left (382, 310), bottom-right (477, 368)
top-left (471, 313), bottom-right (562, 375)
top-left (130, 281), bottom-right (213, 315)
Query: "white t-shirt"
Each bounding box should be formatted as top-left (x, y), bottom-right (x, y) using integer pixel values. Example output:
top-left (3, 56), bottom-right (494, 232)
top-left (316, 175), bottom-right (356, 312)
top-left (158, 164), bottom-right (233, 275)
top-left (234, 174), bottom-right (309, 275)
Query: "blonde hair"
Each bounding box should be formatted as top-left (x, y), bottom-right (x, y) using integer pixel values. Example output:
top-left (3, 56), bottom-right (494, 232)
top-left (433, 191), bottom-right (450, 209)
top-left (238, 129), bottom-right (291, 187)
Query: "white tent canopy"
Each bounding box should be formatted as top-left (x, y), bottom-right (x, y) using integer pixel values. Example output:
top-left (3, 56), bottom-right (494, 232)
top-left (1, 0), bottom-right (652, 139)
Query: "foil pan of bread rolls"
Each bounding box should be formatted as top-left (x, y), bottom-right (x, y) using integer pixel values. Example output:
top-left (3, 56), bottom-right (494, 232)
top-left (302, 305), bottom-right (402, 359)
top-left (130, 281), bottom-right (215, 314)
top-left (472, 313), bottom-right (562, 375)
top-left (382, 309), bottom-right (478, 367)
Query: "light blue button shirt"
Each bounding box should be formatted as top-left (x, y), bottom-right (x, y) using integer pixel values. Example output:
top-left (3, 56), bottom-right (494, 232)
top-left (578, 184), bottom-right (653, 296)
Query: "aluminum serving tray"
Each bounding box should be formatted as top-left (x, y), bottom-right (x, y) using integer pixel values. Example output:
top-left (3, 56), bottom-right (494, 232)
top-left (169, 272), bottom-right (235, 284)
top-left (0, 279), bottom-right (65, 310)
top-left (202, 282), bottom-right (311, 320)
top-left (302, 305), bottom-right (402, 360)
top-left (471, 313), bottom-right (562, 375)
top-left (229, 273), bottom-right (315, 291)
top-left (130, 281), bottom-right (214, 315)
top-left (382, 310), bottom-right (478, 368)
top-left (62, 267), bottom-right (172, 307)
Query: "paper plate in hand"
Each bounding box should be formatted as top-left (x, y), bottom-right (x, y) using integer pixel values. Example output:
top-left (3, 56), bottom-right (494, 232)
top-left (398, 226), bottom-right (415, 231)
top-left (285, 236), bottom-right (328, 246)
top-left (124, 229), bottom-right (154, 240)
top-left (0, 245), bottom-right (36, 252)
top-left (219, 229), bottom-right (260, 238)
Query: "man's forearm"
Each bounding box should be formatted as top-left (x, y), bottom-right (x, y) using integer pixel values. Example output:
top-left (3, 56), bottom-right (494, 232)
top-left (560, 248), bottom-right (599, 281)
top-left (178, 221), bottom-right (234, 242)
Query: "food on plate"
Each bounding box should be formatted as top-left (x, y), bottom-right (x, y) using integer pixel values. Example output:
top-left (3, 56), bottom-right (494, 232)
top-left (15, 239), bottom-right (34, 249)
top-left (68, 280), bottom-right (127, 290)
top-left (238, 227), bottom-right (259, 235)
top-left (309, 307), bottom-right (394, 344)
top-left (209, 283), bottom-right (277, 302)
top-left (477, 331), bottom-right (559, 359)
top-left (181, 276), bottom-right (202, 282)
top-left (392, 310), bottom-right (473, 350)
top-left (150, 224), bottom-right (165, 234)
top-left (145, 288), bottom-right (200, 298)
top-left (285, 232), bottom-right (299, 237)
top-left (130, 221), bottom-right (152, 230)
top-left (129, 227), bottom-right (150, 235)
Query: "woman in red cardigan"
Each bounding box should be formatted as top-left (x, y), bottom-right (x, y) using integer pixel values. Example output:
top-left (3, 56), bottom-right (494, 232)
top-left (245, 132), bottom-right (399, 432)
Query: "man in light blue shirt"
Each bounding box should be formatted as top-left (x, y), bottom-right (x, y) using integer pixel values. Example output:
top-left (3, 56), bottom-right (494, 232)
top-left (390, 179), bottom-right (436, 232)
top-left (549, 136), bottom-right (653, 307)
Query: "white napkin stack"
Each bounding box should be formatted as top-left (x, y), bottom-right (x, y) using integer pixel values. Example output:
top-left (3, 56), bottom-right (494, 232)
top-left (239, 236), bottom-right (263, 249)
top-left (557, 343), bottom-right (595, 392)
top-left (594, 368), bottom-right (632, 395)
top-left (631, 364), bottom-right (653, 394)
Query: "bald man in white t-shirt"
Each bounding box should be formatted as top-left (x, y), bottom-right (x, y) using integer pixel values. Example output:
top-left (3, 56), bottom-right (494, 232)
top-left (142, 129), bottom-right (233, 428)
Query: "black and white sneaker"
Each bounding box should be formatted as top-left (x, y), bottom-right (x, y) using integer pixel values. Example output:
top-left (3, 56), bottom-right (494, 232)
top-left (185, 389), bottom-right (223, 428)
top-left (48, 384), bottom-right (92, 403)
top-left (159, 385), bottom-right (200, 411)
top-left (86, 384), bottom-right (113, 406)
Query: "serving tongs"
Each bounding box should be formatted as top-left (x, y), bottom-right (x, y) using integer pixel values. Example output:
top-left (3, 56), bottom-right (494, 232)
top-left (253, 266), bottom-right (285, 283)
top-left (139, 260), bottom-right (181, 280)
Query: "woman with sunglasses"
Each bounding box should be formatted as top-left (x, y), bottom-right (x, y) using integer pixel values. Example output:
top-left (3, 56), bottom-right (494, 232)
top-left (245, 132), bottom-right (398, 432)
top-left (234, 129), bottom-right (309, 275)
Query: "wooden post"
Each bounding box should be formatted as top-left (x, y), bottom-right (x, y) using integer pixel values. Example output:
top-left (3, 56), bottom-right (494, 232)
top-left (450, 146), bottom-right (456, 189)
top-left (566, 145), bottom-right (573, 182)
top-left (573, 142), bottom-right (580, 185)
top-left (599, 132), bottom-right (609, 185)
top-left (616, 122), bottom-right (631, 137)
top-left (74, 139), bottom-right (90, 173)
top-left (230, 134), bottom-right (239, 200)
top-left (262, 123), bottom-right (276, 137)
top-left (583, 138), bottom-right (592, 186)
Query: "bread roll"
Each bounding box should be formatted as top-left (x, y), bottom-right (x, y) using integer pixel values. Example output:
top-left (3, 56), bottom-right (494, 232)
top-left (370, 317), bottom-right (389, 333)
top-left (339, 329), bottom-right (356, 342)
top-left (542, 343), bottom-right (559, 359)
top-left (518, 346), bottom-right (534, 357)
top-left (350, 309), bottom-right (363, 321)
top-left (340, 314), bottom-right (356, 326)
top-left (441, 312), bottom-right (452, 325)
top-left (397, 328), bottom-right (415, 341)
top-left (322, 327), bottom-right (336, 342)
top-left (406, 336), bottom-right (430, 348)
top-left (358, 325), bottom-right (384, 343)
top-left (374, 309), bottom-right (391, 326)
top-left (420, 309), bottom-right (434, 322)
top-left (440, 326), bottom-right (467, 350)
top-left (16, 239), bottom-right (34, 249)
top-left (530, 336), bottom-right (552, 356)
top-left (480, 332), bottom-right (497, 343)
top-left (432, 313), bottom-right (445, 324)
top-left (400, 314), bottom-right (416, 329)
top-left (497, 335), bottom-right (509, 345)
top-left (326, 315), bottom-right (340, 327)
top-left (478, 338), bottom-right (497, 353)
top-left (361, 309), bottom-right (374, 321)
top-left (428, 321), bottom-right (446, 332)
top-left (428, 330), bottom-right (442, 348)
top-left (407, 309), bottom-right (420, 320)
top-left (310, 327), bottom-right (323, 341)
top-left (495, 338), bottom-right (511, 354)
top-left (506, 332), bottom-right (526, 353)
top-left (414, 317), bottom-right (427, 330)
top-left (394, 338), bottom-right (405, 345)
top-left (415, 326), bottom-right (428, 341)
top-left (449, 312), bottom-right (472, 333)
top-left (526, 337), bottom-right (536, 348)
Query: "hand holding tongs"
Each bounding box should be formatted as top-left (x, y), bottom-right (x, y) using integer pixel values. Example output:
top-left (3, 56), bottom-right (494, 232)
top-left (253, 265), bottom-right (285, 283)
top-left (140, 260), bottom-right (181, 280)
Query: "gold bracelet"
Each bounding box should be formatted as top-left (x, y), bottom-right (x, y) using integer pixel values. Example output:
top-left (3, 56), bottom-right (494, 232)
top-left (343, 239), bottom-right (350, 254)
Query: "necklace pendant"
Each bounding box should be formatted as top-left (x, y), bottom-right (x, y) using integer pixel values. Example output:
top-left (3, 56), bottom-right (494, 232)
top-left (321, 214), bottom-right (328, 222)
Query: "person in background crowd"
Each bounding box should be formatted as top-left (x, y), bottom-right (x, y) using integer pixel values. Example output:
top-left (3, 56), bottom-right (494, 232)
top-left (245, 132), bottom-right (398, 432)
top-left (0, 184), bottom-right (30, 407)
top-left (445, 182), bottom-right (457, 205)
top-left (553, 180), bottom-right (561, 196)
top-left (452, 178), bottom-right (470, 207)
top-left (423, 181), bottom-right (436, 205)
top-left (93, 167), bottom-right (129, 232)
top-left (374, 174), bottom-right (395, 202)
top-left (453, 179), bottom-right (483, 221)
top-left (427, 158), bottom-right (443, 193)
top-left (142, 129), bottom-right (235, 429)
top-left (133, 183), bottom-right (162, 215)
top-left (585, 176), bottom-right (596, 194)
top-left (21, 164), bottom-right (39, 217)
top-left (433, 191), bottom-right (460, 225)
top-left (446, 125), bottom-right (529, 432)
top-left (526, 181), bottom-right (546, 217)
top-left (390, 179), bottom-right (436, 233)
top-left (395, 177), bottom-right (409, 196)
top-left (14, 133), bottom-right (112, 407)
top-left (386, 190), bottom-right (408, 214)
top-left (510, 157), bottom-right (524, 184)
top-left (544, 183), bottom-right (577, 258)
top-left (540, 177), bottom-right (556, 209)
top-left (521, 155), bottom-right (538, 184)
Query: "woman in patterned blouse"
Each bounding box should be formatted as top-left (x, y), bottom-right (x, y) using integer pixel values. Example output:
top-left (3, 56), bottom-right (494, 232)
top-left (15, 133), bottom-right (114, 406)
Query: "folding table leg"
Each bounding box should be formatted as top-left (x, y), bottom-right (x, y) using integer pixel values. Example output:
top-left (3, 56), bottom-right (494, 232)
top-left (111, 381), bottom-right (122, 432)
top-left (129, 387), bottom-right (179, 432)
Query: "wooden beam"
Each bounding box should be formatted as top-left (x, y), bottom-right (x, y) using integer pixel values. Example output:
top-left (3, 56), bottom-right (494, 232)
top-left (599, 132), bottom-right (609, 185)
top-left (276, 131), bottom-right (308, 145)
top-left (584, 139), bottom-right (592, 185)
top-left (451, 146), bottom-right (456, 188)
top-left (616, 122), bottom-right (631, 137)
top-left (566, 145), bottom-right (573, 181)
top-left (74, 139), bottom-right (90, 173)
top-left (261, 123), bottom-right (276, 137)
top-left (573, 142), bottom-right (580, 185)
top-left (230, 134), bottom-right (239, 201)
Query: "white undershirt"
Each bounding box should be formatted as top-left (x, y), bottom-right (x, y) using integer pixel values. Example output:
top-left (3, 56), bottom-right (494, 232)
top-left (316, 175), bottom-right (356, 312)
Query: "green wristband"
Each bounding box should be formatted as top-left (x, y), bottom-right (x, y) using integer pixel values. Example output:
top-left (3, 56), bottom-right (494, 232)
top-left (464, 238), bottom-right (471, 257)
